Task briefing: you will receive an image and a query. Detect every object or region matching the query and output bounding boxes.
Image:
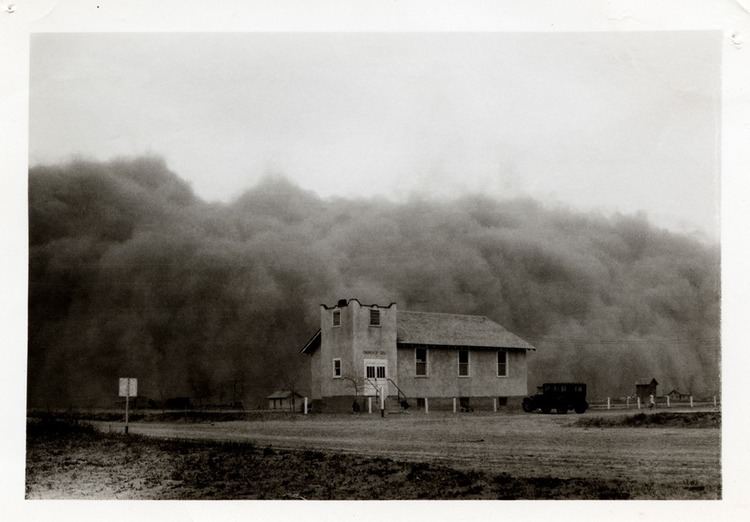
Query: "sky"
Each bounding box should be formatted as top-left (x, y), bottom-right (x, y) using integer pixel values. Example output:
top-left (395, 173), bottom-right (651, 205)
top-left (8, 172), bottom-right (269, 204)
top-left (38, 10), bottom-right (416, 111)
top-left (29, 31), bottom-right (721, 240)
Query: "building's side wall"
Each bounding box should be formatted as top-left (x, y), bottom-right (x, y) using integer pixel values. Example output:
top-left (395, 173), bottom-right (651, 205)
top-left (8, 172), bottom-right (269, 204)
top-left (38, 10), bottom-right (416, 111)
top-left (395, 346), bottom-right (528, 400)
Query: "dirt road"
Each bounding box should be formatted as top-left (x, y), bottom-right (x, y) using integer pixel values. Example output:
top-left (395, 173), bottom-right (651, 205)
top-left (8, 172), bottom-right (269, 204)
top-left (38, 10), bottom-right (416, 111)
top-left (93, 410), bottom-right (720, 486)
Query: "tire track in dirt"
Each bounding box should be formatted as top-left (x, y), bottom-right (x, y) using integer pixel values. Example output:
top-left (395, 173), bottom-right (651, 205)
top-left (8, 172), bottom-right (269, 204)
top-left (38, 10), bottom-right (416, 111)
top-left (90, 412), bottom-right (720, 485)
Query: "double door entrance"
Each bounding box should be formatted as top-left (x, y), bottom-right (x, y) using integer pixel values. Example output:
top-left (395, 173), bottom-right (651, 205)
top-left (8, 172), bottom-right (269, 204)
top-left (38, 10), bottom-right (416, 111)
top-left (363, 359), bottom-right (388, 396)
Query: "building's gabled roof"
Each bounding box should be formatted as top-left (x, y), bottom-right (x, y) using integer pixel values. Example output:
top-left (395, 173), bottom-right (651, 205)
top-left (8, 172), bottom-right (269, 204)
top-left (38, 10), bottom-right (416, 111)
top-left (396, 311), bottom-right (535, 350)
top-left (266, 390), bottom-right (304, 400)
top-left (300, 329), bottom-right (321, 354)
top-left (635, 378), bottom-right (659, 386)
top-left (300, 309), bottom-right (535, 354)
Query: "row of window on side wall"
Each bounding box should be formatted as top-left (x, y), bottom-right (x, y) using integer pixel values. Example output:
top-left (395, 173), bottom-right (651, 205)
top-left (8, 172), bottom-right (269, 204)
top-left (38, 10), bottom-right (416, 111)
top-left (416, 349), bottom-right (508, 377)
top-left (331, 347), bottom-right (507, 379)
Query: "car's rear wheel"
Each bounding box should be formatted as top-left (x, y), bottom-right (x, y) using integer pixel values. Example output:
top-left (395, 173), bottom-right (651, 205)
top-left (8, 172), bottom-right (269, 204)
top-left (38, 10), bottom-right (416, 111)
top-left (541, 405), bottom-right (551, 414)
top-left (574, 403), bottom-right (587, 414)
top-left (522, 399), bottom-right (533, 413)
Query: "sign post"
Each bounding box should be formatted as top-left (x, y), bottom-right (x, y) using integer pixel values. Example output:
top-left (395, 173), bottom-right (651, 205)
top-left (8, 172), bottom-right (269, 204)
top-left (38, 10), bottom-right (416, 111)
top-left (119, 378), bottom-right (138, 434)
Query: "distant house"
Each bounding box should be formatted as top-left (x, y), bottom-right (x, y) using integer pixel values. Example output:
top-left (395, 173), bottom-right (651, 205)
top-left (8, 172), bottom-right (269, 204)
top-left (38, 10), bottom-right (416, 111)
top-left (666, 389), bottom-right (690, 401)
top-left (300, 298), bottom-right (535, 412)
top-left (635, 378), bottom-right (658, 402)
top-left (266, 390), bottom-right (304, 412)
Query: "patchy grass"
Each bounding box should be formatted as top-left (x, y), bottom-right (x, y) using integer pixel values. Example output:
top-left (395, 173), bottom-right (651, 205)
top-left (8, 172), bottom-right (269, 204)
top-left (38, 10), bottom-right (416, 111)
top-left (26, 420), bottom-right (719, 500)
top-left (27, 409), bottom-right (297, 424)
top-left (574, 411), bottom-right (720, 429)
top-left (27, 415), bottom-right (98, 438)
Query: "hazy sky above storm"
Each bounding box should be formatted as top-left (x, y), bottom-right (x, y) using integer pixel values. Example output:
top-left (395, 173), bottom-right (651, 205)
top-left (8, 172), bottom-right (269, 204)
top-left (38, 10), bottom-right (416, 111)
top-left (29, 32), bottom-right (721, 239)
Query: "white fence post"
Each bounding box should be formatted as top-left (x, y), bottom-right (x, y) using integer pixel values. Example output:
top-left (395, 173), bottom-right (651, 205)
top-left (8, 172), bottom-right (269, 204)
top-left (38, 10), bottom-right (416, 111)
top-left (424, 397), bottom-right (429, 414)
top-left (368, 397), bottom-right (372, 414)
top-left (304, 397), bottom-right (308, 415)
top-left (713, 395), bottom-right (717, 408)
top-left (453, 397), bottom-right (457, 413)
top-left (690, 396), bottom-right (694, 408)
top-left (493, 398), bottom-right (497, 412)
top-left (637, 397), bottom-right (641, 410)
top-left (626, 397), bottom-right (630, 409)
top-left (607, 397), bottom-right (611, 410)
top-left (666, 396), bottom-right (670, 408)
top-left (380, 386), bottom-right (385, 417)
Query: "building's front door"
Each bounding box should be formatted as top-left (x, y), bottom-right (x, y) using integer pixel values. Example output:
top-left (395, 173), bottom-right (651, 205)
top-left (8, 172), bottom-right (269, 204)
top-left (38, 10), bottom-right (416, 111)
top-left (363, 359), bottom-right (388, 396)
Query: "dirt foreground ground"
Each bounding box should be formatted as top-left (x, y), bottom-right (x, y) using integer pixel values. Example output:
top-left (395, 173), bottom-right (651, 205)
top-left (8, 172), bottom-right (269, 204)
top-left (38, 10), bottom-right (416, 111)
top-left (26, 409), bottom-right (720, 499)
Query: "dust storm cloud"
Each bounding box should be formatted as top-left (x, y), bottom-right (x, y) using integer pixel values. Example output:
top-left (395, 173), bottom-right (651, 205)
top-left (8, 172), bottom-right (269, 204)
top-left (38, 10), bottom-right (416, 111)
top-left (27, 157), bottom-right (720, 407)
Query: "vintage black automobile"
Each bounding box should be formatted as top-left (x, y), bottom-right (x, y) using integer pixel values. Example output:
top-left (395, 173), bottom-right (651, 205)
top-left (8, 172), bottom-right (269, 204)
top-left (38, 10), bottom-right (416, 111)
top-left (522, 383), bottom-right (588, 414)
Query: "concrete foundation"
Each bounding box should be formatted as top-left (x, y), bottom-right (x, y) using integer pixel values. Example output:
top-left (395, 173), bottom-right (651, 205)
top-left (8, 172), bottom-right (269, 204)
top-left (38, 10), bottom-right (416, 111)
top-left (311, 395), bottom-right (523, 413)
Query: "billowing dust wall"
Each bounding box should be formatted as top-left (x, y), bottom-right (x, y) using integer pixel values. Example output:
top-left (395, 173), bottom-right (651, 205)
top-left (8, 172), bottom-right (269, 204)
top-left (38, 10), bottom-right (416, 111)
top-left (28, 157), bottom-right (720, 407)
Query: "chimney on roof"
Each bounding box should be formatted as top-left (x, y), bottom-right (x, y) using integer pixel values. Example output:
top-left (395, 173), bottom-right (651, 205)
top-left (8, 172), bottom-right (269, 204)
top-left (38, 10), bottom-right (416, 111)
top-left (337, 299), bottom-right (348, 307)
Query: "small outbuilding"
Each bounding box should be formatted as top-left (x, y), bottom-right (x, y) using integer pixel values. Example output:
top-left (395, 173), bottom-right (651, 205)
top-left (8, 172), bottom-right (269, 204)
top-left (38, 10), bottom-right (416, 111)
top-left (635, 378), bottom-right (658, 402)
top-left (266, 390), bottom-right (305, 412)
top-left (666, 389), bottom-right (690, 401)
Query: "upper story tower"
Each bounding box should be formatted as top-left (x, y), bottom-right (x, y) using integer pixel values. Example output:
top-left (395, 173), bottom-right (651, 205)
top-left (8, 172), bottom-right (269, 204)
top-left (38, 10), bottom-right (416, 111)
top-left (318, 299), bottom-right (397, 397)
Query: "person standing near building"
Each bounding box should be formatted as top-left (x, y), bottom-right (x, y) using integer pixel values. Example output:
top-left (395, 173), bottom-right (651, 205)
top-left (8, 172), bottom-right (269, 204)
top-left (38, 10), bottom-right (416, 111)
top-left (649, 394), bottom-right (655, 409)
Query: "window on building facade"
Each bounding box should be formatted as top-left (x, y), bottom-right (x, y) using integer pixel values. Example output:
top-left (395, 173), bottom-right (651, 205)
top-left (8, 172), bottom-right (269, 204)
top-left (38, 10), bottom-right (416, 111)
top-left (415, 348), bottom-right (427, 376)
top-left (365, 364), bottom-right (386, 380)
top-left (369, 308), bottom-right (380, 326)
top-left (497, 350), bottom-right (508, 377)
top-left (458, 349), bottom-right (469, 376)
top-left (332, 309), bottom-right (341, 327)
top-left (333, 358), bottom-right (341, 378)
